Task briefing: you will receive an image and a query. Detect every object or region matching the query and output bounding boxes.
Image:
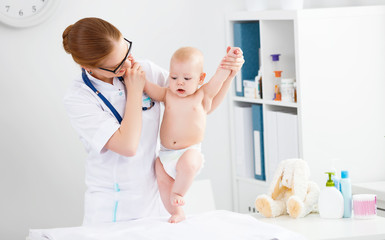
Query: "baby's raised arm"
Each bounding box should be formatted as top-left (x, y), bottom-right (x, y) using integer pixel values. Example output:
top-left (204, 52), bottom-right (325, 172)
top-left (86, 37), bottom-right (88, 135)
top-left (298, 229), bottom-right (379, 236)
top-left (144, 80), bottom-right (167, 103)
top-left (208, 47), bottom-right (244, 114)
top-left (201, 48), bottom-right (240, 107)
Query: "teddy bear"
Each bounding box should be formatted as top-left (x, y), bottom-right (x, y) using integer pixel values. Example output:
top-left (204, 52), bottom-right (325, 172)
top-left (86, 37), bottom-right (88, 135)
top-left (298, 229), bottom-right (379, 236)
top-left (255, 158), bottom-right (320, 218)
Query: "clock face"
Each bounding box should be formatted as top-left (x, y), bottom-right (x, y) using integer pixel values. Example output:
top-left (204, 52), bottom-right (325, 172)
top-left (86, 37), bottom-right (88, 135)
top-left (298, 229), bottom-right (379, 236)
top-left (0, 0), bottom-right (59, 28)
top-left (1, 0), bottom-right (48, 18)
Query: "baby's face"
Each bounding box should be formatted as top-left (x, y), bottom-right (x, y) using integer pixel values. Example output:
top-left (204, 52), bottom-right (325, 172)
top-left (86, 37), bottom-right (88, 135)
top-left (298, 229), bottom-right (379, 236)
top-left (168, 59), bottom-right (204, 97)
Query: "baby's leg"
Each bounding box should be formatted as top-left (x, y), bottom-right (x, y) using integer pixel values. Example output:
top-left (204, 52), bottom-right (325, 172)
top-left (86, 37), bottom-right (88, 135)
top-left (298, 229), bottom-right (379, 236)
top-left (171, 149), bottom-right (203, 207)
top-left (155, 157), bottom-right (185, 223)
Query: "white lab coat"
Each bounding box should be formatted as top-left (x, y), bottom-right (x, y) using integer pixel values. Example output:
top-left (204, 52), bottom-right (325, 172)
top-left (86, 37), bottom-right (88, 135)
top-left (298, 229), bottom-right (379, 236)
top-left (64, 60), bottom-right (169, 225)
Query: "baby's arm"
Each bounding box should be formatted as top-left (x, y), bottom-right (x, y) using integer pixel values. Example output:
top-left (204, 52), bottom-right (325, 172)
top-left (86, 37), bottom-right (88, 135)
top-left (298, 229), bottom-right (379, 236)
top-left (201, 53), bottom-right (233, 102)
top-left (201, 48), bottom-right (242, 112)
top-left (209, 47), bottom-right (244, 114)
top-left (144, 80), bottom-right (167, 102)
top-left (208, 76), bottom-right (232, 114)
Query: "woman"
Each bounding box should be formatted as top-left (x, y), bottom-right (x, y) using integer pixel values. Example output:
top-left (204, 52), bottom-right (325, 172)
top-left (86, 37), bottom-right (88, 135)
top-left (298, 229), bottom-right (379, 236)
top-left (62, 17), bottom-right (244, 225)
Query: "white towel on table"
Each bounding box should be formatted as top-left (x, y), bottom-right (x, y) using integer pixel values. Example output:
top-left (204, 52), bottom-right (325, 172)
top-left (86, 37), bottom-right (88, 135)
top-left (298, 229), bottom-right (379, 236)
top-left (28, 210), bottom-right (306, 240)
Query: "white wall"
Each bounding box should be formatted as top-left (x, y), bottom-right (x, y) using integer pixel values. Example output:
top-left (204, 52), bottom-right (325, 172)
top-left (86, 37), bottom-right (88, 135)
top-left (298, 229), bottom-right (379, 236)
top-left (304, 0), bottom-right (385, 8)
top-left (1, 0), bottom-right (385, 239)
top-left (248, 0), bottom-right (385, 9)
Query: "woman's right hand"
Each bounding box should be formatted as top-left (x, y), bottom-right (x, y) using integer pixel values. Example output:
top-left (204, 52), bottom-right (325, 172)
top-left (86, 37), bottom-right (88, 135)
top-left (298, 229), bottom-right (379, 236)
top-left (123, 59), bottom-right (146, 92)
top-left (106, 58), bottom-right (146, 157)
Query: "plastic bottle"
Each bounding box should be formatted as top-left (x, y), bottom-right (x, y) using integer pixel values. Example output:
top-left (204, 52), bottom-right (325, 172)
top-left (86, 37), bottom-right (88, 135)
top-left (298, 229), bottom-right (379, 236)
top-left (318, 172), bottom-right (344, 219)
top-left (280, 78), bottom-right (295, 102)
top-left (340, 170), bottom-right (352, 218)
top-left (271, 54), bottom-right (282, 101)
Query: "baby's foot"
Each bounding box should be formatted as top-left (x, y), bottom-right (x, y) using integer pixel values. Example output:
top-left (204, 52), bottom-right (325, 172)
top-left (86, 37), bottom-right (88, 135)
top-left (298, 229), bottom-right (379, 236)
top-left (170, 192), bottom-right (185, 206)
top-left (168, 212), bottom-right (186, 223)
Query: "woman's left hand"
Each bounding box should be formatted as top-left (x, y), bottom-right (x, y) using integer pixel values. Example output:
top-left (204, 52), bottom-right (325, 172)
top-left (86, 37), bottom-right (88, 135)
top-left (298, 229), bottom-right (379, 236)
top-left (220, 46), bottom-right (245, 78)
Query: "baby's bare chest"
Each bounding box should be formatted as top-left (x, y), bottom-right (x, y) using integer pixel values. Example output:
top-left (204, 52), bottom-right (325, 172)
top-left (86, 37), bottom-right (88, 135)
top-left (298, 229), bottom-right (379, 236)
top-left (164, 92), bottom-right (205, 116)
top-left (164, 100), bottom-right (205, 120)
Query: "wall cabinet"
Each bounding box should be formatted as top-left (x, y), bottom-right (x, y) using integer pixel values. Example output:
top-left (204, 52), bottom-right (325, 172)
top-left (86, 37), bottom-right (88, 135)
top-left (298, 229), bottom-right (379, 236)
top-left (226, 6), bottom-right (385, 213)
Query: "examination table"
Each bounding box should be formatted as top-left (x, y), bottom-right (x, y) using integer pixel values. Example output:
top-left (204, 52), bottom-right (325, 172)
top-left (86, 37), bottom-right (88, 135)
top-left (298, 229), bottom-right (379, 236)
top-left (28, 210), bottom-right (305, 240)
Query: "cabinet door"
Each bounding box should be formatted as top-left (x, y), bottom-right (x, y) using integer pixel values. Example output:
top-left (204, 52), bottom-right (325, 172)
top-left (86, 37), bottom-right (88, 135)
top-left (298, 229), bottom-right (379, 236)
top-left (237, 180), bottom-right (268, 213)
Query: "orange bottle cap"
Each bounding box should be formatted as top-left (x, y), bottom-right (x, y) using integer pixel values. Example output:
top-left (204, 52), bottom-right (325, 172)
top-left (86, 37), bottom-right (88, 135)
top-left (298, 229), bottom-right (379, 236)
top-left (274, 71), bottom-right (282, 77)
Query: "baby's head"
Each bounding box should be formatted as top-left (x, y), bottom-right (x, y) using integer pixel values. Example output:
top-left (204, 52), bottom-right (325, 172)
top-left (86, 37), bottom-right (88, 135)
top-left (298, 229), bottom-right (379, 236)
top-left (168, 47), bottom-right (206, 97)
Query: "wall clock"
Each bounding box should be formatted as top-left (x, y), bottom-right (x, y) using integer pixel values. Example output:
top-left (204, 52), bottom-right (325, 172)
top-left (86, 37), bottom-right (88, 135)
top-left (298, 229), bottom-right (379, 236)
top-left (0, 0), bottom-right (60, 28)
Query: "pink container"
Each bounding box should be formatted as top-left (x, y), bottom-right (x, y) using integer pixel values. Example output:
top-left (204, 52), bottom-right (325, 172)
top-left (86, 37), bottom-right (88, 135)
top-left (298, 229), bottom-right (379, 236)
top-left (353, 194), bottom-right (377, 219)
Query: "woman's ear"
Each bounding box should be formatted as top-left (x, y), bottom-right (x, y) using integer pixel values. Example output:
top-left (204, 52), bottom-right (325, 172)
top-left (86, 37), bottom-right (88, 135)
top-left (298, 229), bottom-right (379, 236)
top-left (199, 73), bottom-right (206, 85)
top-left (81, 65), bottom-right (91, 73)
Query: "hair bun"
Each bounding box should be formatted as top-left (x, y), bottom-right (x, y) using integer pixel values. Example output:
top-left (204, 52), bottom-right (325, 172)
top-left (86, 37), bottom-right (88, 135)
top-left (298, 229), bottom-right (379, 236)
top-left (62, 24), bottom-right (73, 54)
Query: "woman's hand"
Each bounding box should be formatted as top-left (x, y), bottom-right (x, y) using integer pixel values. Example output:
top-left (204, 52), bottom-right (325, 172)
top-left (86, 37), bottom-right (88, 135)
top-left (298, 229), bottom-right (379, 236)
top-left (123, 57), bottom-right (146, 92)
top-left (220, 46), bottom-right (245, 78)
top-left (106, 57), bottom-right (145, 157)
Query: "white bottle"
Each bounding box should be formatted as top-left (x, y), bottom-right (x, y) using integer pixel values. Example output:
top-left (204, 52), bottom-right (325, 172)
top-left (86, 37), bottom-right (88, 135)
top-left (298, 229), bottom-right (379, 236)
top-left (318, 172), bottom-right (344, 219)
top-left (280, 78), bottom-right (295, 102)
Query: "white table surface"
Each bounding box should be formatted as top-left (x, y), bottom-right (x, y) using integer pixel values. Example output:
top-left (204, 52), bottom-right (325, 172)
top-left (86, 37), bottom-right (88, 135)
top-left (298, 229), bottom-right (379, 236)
top-left (253, 213), bottom-right (385, 240)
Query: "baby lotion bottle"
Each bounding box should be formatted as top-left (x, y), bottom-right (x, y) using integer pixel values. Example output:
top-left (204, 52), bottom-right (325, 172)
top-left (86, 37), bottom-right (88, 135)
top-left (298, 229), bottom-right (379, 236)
top-left (340, 170), bottom-right (352, 218)
top-left (318, 172), bottom-right (344, 219)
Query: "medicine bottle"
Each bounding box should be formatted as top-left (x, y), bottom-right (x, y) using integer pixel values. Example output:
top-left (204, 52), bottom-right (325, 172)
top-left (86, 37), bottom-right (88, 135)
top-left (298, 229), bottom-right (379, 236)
top-left (280, 78), bottom-right (295, 102)
top-left (271, 54), bottom-right (282, 101)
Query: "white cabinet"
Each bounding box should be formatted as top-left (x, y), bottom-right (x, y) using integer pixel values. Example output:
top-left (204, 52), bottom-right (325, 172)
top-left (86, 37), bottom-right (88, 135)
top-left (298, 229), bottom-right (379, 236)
top-left (226, 6), bottom-right (385, 213)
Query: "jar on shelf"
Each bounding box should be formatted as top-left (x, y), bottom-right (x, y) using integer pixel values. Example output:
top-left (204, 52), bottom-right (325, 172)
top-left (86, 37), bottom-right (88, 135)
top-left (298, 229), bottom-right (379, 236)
top-left (280, 78), bottom-right (295, 102)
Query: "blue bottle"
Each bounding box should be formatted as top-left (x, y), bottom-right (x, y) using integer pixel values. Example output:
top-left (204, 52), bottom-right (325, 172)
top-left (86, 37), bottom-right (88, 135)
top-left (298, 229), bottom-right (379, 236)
top-left (340, 170), bottom-right (352, 218)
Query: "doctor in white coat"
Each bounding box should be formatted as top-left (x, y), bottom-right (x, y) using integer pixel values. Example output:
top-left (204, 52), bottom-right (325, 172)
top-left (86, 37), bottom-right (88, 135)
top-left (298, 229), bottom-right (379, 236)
top-left (62, 17), bottom-right (243, 225)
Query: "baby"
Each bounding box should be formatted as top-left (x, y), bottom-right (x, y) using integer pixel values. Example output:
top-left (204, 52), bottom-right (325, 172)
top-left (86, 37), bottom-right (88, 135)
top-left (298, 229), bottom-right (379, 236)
top-left (144, 46), bottom-right (242, 223)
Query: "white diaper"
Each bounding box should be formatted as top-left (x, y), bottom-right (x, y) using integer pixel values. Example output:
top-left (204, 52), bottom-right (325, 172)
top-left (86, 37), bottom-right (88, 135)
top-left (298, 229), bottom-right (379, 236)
top-left (158, 143), bottom-right (204, 179)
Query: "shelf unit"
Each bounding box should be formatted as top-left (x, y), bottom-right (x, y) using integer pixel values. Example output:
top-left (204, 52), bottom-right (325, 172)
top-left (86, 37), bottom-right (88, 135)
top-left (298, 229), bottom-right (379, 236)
top-left (226, 6), bottom-right (385, 213)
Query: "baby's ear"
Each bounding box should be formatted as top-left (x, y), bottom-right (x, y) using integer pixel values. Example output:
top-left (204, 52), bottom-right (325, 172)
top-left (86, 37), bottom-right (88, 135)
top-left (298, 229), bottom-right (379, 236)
top-left (199, 73), bottom-right (206, 84)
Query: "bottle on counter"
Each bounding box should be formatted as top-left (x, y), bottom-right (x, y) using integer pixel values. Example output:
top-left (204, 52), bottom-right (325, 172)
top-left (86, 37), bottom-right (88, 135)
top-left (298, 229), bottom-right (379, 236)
top-left (318, 172), bottom-right (344, 219)
top-left (340, 170), bottom-right (352, 218)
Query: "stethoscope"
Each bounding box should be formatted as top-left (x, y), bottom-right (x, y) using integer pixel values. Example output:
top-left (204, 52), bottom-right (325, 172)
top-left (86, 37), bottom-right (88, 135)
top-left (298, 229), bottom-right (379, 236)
top-left (81, 68), bottom-right (155, 124)
top-left (81, 68), bottom-right (155, 222)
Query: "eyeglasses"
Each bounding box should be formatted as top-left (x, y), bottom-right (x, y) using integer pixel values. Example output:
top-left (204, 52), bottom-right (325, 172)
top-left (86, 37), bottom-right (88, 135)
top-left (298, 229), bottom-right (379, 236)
top-left (98, 38), bottom-right (132, 74)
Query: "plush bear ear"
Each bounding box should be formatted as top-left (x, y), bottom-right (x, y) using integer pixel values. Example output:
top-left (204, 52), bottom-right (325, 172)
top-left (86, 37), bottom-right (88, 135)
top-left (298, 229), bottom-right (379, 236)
top-left (292, 159), bottom-right (310, 200)
top-left (269, 159), bottom-right (286, 196)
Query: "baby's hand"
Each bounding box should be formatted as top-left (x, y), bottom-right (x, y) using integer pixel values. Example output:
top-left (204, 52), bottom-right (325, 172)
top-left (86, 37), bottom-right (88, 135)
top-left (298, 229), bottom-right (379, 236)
top-left (226, 46), bottom-right (243, 57)
top-left (220, 46), bottom-right (245, 76)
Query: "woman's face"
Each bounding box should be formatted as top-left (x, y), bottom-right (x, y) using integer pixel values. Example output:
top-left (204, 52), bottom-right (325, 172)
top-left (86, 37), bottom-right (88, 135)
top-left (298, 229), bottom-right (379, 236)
top-left (89, 37), bottom-right (132, 81)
